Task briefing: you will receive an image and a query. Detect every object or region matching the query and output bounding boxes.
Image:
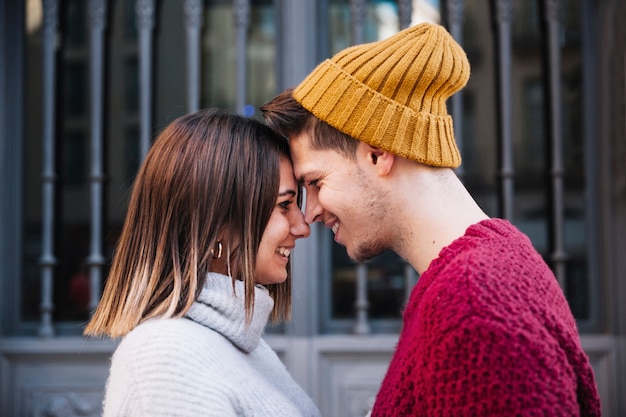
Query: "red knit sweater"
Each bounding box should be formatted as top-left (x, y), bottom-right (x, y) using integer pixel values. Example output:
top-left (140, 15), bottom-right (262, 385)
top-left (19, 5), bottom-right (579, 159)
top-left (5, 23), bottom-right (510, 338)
top-left (371, 219), bottom-right (601, 416)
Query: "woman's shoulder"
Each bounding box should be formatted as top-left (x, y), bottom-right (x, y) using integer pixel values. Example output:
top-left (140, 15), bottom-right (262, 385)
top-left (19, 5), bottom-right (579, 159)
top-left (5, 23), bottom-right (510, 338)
top-left (113, 317), bottom-right (233, 368)
top-left (104, 318), bottom-right (246, 416)
top-left (122, 316), bottom-right (208, 344)
top-left (109, 318), bottom-right (246, 394)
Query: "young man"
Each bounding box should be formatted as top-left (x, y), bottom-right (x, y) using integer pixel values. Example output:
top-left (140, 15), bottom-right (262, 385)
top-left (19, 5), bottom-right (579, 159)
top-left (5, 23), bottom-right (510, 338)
top-left (261, 23), bottom-right (601, 416)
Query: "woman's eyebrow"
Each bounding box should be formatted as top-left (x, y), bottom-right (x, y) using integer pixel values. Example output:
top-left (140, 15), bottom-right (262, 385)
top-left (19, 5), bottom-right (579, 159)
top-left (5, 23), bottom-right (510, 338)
top-left (278, 189), bottom-right (297, 197)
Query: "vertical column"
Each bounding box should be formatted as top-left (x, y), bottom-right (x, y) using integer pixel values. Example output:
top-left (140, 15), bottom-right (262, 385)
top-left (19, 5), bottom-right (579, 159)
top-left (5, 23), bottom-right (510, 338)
top-left (280, 0), bottom-right (320, 341)
top-left (397, 0), bottom-right (412, 29)
top-left (87, 0), bottom-right (108, 314)
top-left (136, 0), bottom-right (155, 161)
top-left (446, 0), bottom-right (466, 181)
top-left (0, 0), bottom-right (25, 335)
top-left (349, 0), bottom-right (370, 335)
top-left (184, 0), bottom-right (204, 113)
top-left (492, 0), bottom-right (515, 221)
top-left (399, 0), bottom-right (417, 315)
top-left (403, 263), bottom-right (418, 304)
top-left (541, 0), bottom-right (567, 289)
top-left (353, 264), bottom-right (371, 334)
top-left (233, 0), bottom-right (250, 115)
top-left (350, 0), bottom-right (366, 45)
top-left (38, 0), bottom-right (59, 337)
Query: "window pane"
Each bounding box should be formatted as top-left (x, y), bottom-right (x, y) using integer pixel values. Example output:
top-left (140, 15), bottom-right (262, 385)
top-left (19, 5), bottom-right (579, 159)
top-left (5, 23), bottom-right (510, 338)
top-left (22, 0), bottom-right (93, 324)
top-left (331, 245), bottom-right (408, 320)
top-left (463, 0), bottom-right (591, 321)
top-left (327, 0), bottom-right (401, 55)
top-left (21, 0), bottom-right (143, 329)
top-left (324, 0), bottom-right (418, 331)
top-left (322, 0), bottom-right (592, 330)
top-left (20, 0), bottom-right (277, 332)
top-left (247, 2), bottom-right (276, 115)
top-left (561, 2), bottom-right (588, 319)
top-left (202, 0), bottom-right (275, 115)
top-left (22, 0), bottom-right (44, 322)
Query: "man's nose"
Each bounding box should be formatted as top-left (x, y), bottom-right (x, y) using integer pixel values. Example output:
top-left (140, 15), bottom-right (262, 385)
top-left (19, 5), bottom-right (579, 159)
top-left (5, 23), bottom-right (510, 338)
top-left (303, 192), bottom-right (323, 224)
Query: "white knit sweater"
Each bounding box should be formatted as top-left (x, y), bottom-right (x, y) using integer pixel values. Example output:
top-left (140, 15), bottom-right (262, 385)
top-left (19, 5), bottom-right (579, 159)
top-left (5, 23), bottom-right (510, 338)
top-left (102, 272), bottom-right (321, 417)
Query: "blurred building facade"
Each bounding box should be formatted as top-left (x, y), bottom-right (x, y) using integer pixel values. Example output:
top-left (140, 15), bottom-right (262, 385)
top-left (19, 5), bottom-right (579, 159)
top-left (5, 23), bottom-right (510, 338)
top-left (1, 0), bottom-right (624, 416)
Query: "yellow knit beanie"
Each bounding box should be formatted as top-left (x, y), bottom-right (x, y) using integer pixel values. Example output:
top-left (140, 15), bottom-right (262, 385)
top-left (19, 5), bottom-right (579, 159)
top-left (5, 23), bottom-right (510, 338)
top-left (293, 23), bottom-right (470, 168)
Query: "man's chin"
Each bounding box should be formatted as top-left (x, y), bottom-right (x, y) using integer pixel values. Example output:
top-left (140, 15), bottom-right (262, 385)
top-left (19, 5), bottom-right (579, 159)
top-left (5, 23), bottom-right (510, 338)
top-left (347, 244), bottom-right (383, 264)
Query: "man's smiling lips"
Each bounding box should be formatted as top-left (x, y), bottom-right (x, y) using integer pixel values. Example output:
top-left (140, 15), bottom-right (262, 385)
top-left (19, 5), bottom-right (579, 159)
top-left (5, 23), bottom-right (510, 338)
top-left (324, 219), bottom-right (340, 239)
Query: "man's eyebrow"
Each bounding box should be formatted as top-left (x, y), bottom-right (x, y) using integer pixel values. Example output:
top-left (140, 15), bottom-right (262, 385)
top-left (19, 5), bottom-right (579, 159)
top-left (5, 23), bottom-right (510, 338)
top-left (298, 172), bottom-right (317, 185)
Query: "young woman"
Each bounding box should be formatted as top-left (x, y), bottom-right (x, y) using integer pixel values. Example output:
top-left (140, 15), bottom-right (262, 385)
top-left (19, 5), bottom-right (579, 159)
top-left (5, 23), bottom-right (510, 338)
top-left (84, 109), bottom-right (320, 417)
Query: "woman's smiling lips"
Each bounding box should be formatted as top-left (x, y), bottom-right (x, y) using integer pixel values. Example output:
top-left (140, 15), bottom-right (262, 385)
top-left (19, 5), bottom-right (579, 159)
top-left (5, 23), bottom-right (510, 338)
top-left (277, 247), bottom-right (292, 258)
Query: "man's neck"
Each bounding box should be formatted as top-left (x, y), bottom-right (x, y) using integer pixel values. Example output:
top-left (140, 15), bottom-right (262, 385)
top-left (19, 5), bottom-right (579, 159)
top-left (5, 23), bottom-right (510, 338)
top-left (389, 165), bottom-right (489, 274)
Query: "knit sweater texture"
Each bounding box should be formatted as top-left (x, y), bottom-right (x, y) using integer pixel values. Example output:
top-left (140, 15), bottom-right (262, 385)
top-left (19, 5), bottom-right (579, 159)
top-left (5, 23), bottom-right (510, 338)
top-left (371, 219), bottom-right (601, 417)
top-left (102, 272), bottom-right (321, 417)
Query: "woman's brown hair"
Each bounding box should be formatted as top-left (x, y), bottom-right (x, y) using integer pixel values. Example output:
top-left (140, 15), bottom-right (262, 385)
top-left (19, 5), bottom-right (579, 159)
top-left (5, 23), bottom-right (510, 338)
top-left (84, 109), bottom-right (292, 338)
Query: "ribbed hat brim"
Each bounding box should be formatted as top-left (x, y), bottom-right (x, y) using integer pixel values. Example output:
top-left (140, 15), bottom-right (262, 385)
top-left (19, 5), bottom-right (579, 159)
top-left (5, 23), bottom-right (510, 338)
top-left (293, 23), bottom-right (468, 168)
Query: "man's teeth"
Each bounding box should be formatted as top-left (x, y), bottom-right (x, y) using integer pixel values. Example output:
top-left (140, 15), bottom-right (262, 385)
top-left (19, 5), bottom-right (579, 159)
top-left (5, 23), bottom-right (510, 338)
top-left (331, 224), bottom-right (339, 235)
top-left (277, 247), bottom-right (291, 257)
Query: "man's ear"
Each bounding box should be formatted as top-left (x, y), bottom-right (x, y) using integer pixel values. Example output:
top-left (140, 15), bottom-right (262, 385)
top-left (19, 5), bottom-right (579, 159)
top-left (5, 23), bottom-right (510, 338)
top-left (356, 142), bottom-right (395, 176)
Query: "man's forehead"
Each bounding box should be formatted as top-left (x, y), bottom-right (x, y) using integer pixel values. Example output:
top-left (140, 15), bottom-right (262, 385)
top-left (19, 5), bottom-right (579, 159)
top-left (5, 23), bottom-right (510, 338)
top-left (293, 162), bottom-right (314, 184)
top-left (288, 130), bottom-right (311, 150)
top-left (288, 134), bottom-right (313, 168)
top-left (290, 156), bottom-right (319, 185)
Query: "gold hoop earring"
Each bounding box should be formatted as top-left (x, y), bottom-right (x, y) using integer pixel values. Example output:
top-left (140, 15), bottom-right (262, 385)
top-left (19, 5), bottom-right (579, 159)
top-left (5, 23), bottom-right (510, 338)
top-left (211, 241), bottom-right (223, 259)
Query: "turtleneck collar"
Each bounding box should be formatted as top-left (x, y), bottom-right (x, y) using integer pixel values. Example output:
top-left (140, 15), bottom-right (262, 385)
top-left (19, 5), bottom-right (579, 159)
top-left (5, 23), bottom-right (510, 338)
top-left (184, 272), bottom-right (274, 353)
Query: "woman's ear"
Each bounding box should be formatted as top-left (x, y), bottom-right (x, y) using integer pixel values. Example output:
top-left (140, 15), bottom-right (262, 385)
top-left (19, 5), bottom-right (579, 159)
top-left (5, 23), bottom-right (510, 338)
top-left (356, 142), bottom-right (395, 176)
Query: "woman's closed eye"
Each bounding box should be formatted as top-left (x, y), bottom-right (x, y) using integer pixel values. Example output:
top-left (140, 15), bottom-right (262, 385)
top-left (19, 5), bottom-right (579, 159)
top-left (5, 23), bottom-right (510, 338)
top-left (279, 199), bottom-right (294, 210)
